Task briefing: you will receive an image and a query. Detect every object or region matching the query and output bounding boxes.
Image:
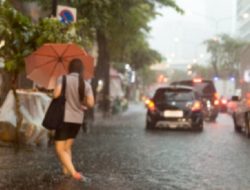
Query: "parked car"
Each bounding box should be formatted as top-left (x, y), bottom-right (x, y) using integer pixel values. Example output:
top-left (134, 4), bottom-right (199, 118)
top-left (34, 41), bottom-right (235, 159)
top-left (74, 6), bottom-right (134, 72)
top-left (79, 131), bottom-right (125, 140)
top-left (145, 85), bottom-right (203, 131)
top-left (227, 96), bottom-right (238, 115)
top-left (231, 95), bottom-right (250, 137)
top-left (171, 78), bottom-right (219, 121)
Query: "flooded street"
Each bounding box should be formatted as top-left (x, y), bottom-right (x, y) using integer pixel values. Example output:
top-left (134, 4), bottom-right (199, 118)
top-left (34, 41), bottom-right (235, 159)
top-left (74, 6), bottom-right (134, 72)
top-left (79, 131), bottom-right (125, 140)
top-left (1, 0), bottom-right (248, 189)
top-left (1, 104), bottom-right (250, 190)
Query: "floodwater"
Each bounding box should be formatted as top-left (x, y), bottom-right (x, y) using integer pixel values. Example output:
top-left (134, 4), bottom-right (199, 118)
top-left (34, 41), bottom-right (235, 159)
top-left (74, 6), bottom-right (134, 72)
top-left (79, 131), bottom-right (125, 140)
top-left (0, 104), bottom-right (250, 190)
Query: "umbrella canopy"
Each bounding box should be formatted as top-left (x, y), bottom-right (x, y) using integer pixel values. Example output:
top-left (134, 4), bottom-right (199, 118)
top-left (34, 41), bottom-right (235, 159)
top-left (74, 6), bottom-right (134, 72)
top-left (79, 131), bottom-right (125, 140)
top-left (25, 43), bottom-right (94, 89)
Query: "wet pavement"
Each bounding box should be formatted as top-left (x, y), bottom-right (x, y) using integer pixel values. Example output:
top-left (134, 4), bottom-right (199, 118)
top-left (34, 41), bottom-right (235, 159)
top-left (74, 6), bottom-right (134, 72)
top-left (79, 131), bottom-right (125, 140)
top-left (1, 103), bottom-right (250, 189)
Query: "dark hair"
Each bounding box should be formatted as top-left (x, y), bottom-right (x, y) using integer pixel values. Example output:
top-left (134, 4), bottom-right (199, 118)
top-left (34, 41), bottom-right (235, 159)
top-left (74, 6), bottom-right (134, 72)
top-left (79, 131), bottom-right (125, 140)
top-left (68, 59), bottom-right (85, 102)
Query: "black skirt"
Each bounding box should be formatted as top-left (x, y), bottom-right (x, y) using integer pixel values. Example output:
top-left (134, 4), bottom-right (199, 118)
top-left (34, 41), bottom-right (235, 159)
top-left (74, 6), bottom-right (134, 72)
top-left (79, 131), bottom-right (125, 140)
top-left (54, 122), bottom-right (81, 141)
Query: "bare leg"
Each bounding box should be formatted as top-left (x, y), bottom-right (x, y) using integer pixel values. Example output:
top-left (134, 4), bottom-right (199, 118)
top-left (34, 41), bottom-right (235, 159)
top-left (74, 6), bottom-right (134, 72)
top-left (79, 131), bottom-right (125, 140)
top-left (63, 139), bottom-right (74, 175)
top-left (55, 140), bottom-right (68, 174)
top-left (55, 140), bottom-right (77, 176)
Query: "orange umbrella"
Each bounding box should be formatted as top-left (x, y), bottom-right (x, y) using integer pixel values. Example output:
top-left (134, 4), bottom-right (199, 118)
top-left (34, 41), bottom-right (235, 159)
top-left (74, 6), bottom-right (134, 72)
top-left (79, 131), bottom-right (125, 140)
top-left (25, 43), bottom-right (94, 89)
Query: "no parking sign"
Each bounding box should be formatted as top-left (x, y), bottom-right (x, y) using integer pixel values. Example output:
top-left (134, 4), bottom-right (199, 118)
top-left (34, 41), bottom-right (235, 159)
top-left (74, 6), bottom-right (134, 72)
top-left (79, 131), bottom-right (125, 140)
top-left (57, 5), bottom-right (77, 23)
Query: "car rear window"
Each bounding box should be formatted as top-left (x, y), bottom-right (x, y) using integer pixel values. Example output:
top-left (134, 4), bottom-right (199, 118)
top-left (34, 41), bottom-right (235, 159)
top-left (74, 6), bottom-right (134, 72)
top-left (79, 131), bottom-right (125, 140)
top-left (154, 88), bottom-right (194, 103)
top-left (171, 81), bottom-right (216, 95)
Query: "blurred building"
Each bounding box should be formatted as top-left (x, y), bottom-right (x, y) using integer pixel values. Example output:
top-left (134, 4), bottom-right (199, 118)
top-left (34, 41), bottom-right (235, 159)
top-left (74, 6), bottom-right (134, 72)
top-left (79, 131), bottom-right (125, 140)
top-left (236, 0), bottom-right (250, 40)
top-left (236, 0), bottom-right (250, 96)
top-left (239, 45), bottom-right (250, 95)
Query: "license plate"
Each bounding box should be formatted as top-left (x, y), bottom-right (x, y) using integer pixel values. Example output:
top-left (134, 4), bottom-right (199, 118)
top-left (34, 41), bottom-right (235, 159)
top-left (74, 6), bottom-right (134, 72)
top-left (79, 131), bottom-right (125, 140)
top-left (163, 110), bottom-right (183, 118)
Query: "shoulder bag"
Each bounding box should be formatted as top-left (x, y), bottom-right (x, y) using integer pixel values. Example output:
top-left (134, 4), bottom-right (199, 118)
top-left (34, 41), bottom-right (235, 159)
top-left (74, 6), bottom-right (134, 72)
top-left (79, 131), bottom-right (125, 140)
top-left (42, 76), bottom-right (66, 130)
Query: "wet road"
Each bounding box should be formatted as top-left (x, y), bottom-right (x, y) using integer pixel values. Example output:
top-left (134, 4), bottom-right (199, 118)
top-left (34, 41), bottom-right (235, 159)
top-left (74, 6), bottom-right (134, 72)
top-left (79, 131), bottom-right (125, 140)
top-left (1, 104), bottom-right (250, 190)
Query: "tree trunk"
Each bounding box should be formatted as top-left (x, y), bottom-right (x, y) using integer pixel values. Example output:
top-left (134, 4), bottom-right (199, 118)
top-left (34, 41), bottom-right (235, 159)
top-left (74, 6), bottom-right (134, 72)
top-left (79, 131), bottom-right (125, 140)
top-left (11, 72), bottom-right (23, 150)
top-left (212, 59), bottom-right (219, 77)
top-left (235, 63), bottom-right (240, 89)
top-left (94, 30), bottom-right (110, 117)
top-left (0, 70), bottom-right (12, 106)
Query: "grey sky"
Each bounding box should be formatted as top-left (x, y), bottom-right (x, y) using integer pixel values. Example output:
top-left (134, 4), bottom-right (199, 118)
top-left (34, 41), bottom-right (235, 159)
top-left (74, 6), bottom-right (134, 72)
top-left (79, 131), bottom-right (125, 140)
top-left (148, 0), bottom-right (235, 66)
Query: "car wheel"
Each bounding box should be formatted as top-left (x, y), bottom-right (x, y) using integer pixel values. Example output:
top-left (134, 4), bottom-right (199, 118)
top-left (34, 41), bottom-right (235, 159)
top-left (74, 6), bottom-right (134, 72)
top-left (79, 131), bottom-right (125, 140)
top-left (209, 115), bottom-right (217, 122)
top-left (233, 114), bottom-right (241, 132)
top-left (193, 121), bottom-right (203, 131)
top-left (245, 112), bottom-right (250, 138)
top-left (199, 121), bottom-right (204, 131)
top-left (146, 118), bottom-right (155, 130)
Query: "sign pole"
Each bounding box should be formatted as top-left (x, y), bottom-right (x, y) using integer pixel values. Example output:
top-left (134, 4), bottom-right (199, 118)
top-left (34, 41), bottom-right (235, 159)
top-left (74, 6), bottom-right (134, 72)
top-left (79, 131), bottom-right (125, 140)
top-left (52, 0), bottom-right (58, 16)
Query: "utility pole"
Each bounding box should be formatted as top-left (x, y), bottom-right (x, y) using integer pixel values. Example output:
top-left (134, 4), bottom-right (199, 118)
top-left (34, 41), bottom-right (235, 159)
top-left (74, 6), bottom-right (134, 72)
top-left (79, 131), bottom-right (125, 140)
top-left (52, 0), bottom-right (58, 16)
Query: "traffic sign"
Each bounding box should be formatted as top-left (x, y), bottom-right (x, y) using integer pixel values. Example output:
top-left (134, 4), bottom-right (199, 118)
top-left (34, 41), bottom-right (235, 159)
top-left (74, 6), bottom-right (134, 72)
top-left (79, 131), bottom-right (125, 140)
top-left (57, 5), bottom-right (77, 23)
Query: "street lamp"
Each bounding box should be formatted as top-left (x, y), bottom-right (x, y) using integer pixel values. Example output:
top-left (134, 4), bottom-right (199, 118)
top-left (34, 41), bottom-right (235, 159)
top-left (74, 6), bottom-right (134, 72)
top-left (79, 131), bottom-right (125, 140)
top-left (171, 53), bottom-right (176, 58)
top-left (192, 58), bottom-right (198, 64)
top-left (212, 36), bottom-right (220, 42)
top-left (242, 13), bottom-right (249, 19)
top-left (187, 70), bottom-right (192, 76)
top-left (187, 64), bottom-right (192, 70)
top-left (174, 37), bottom-right (180, 43)
top-left (200, 15), bottom-right (232, 34)
top-left (188, 10), bottom-right (232, 34)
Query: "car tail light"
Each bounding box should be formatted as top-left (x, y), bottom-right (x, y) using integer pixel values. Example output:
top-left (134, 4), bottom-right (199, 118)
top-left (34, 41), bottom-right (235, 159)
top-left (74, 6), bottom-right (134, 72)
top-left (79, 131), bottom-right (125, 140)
top-left (214, 93), bottom-right (219, 99)
top-left (191, 101), bottom-right (202, 111)
top-left (247, 99), bottom-right (250, 107)
top-left (214, 99), bottom-right (220, 106)
top-left (144, 98), bottom-right (150, 105)
top-left (221, 99), bottom-right (227, 104)
top-left (141, 96), bottom-right (147, 102)
top-left (193, 78), bottom-right (202, 83)
top-left (147, 100), bottom-right (156, 112)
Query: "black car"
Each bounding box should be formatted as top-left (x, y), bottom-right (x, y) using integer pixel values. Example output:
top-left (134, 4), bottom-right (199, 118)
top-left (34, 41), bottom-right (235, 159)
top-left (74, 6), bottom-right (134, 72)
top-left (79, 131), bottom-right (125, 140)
top-left (146, 85), bottom-right (203, 130)
top-left (171, 78), bottom-right (219, 121)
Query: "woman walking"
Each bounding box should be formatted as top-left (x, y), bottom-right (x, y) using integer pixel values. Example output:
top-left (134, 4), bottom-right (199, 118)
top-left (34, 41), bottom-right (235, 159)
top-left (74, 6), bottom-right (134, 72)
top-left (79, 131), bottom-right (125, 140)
top-left (53, 59), bottom-right (94, 181)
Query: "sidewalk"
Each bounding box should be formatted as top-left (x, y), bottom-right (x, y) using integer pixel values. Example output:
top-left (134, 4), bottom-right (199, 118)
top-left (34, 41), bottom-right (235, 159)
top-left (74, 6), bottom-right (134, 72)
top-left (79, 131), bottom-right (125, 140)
top-left (0, 102), bottom-right (145, 190)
